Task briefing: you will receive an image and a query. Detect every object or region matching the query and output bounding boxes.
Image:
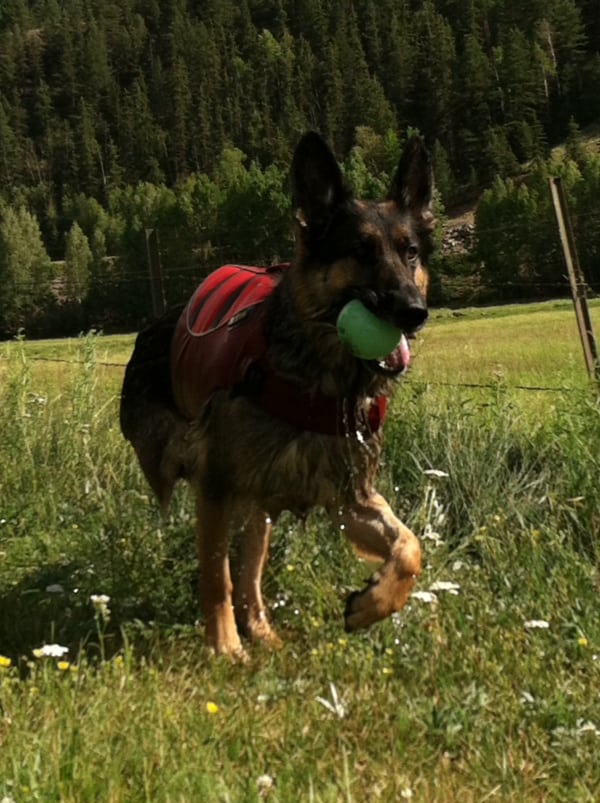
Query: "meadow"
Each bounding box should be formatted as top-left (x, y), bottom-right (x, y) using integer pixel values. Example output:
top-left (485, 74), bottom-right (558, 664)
top-left (1, 299), bottom-right (600, 802)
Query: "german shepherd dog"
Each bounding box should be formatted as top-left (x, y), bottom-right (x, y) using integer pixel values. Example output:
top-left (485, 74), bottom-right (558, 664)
top-left (120, 132), bottom-right (434, 659)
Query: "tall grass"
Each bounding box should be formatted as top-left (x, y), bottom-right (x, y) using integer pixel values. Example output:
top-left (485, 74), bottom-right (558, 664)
top-left (1, 311), bottom-right (600, 802)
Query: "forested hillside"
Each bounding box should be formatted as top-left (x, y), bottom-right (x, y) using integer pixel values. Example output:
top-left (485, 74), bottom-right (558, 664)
top-left (1, 0), bottom-right (600, 335)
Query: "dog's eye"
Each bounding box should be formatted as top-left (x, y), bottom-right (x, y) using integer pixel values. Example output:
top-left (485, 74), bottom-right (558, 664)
top-left (406, 244), bottom-right (419, 263)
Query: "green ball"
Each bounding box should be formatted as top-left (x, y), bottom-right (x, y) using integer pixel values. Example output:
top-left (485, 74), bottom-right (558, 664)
top-left (336, 299), bottom-right (402, 359)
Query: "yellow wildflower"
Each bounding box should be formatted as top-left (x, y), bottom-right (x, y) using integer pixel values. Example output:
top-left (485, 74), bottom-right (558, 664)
top-left (0, 655), bottom-right (11, 668)
top-left (57, 661), bottom-right (70, 671)
top-left (206, 701), bottom-right (219, 715)
top-left (578, 636), bottom-right (589, 648)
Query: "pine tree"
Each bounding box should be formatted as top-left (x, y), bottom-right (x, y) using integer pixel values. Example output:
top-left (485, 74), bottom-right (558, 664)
top-left (572, 151), bottom-right (600, 288)
top-left (497, 27), bottom-right (548, 160)
top-left (565, 116), bottom-right (586, 165)
top-left (332, 4), bottom-right (393, 149)
top-left (454, 32), bottom-right (498, 180)
top-left (0, 96), bottom-right (20, 186)
top-left (169, 55), bottom-right (193, 180)
top-left (431, 139), bottom-right (455, 206)
top-left (119, 77), bottom-right (166, 183)
top-left (319, 43), bottom-right (345, 152)
top-left (0, 206), bottom-right (53, 335)
top-left (64, 221), bottom-right (92, 303)
top-left (412, 2), bottom-right (457, 146)
top-left (377, 1), bottom-right (415, 124)
top-left (75, 99), bottom-right (102, 196)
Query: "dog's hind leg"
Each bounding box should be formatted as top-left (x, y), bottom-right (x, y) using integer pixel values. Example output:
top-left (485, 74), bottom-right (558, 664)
top-left (195, 492), bottom-right (246, 659)
top-left (329, 493), bottom-right (421, 631)
top-left (233, 507), bottom-right (282, 648)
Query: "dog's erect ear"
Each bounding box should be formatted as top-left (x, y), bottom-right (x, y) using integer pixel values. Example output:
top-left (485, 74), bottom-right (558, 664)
top-left (388, 136), bottom-right (434, 216)
top-left (291, 132), bottom-right (348, 237)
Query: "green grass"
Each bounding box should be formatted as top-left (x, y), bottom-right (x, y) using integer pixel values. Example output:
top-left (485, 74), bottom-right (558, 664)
top-left (1, 304), bottom-right (600, 802)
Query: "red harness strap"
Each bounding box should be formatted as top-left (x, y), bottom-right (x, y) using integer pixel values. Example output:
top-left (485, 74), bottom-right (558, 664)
top-left (171, 264), bottom-right (388, 436)
top-left (251, 367), bottom-right (388, 437)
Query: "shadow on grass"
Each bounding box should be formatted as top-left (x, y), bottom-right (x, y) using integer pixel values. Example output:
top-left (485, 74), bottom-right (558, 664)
top-left (0, 563), bottom-right (158, 674)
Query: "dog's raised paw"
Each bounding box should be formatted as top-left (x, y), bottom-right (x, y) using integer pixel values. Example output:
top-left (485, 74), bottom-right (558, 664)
top-left (343, 587), bottom-right (386, 632)
top-left (344, 569), bottom-right (415, 632)
top-left (344, 590), bottom-right (362, 632)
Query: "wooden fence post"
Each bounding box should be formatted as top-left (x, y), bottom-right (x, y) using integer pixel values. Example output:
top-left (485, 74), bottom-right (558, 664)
top-left (549, 177), bottom-right (600, 388)
top-left (145, 228), bottom-right (166, 318)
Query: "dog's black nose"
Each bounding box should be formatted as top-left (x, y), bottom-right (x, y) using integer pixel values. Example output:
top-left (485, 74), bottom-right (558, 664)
top-left (387, 290), bottom-right (428, 333)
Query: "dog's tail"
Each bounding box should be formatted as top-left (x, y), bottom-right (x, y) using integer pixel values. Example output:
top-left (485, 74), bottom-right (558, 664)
top-left (120, 308), bottom-right (185, 512)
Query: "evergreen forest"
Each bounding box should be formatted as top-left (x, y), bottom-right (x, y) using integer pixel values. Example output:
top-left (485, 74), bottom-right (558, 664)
top-left (1, 0), bottom-right (600, 336)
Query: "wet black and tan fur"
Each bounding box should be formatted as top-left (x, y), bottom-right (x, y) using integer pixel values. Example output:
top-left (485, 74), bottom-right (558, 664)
top-left (120, 132), bottom-right (435, 659)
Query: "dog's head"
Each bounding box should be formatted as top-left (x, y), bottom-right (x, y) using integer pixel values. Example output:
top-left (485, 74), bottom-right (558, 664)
top-left (290, 132), bottom-right (434, 376)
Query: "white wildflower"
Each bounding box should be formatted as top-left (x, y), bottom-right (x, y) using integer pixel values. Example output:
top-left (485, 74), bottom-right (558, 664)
top-left (256, 774), bottom-right (275, 796)
top-left (400, 789), bottom-right (414, 800)
top-left (523, 619), bottom-right (550, 630)
top-left (411, 590), bottom-right (438, 604)
top-left (577, 720), bottom-right (600, 737)
top-left (33, 643), bottom-right (69, 658)
top-left (422, 484), bottom-right (447, 537)
top-left (421, 524), bottom-right (445, 547)
top-left (429, 580), bottom-right (460, 595)
top-left (552, 719), bottom-right (600, 743)
top-left (90, 593), bottom-right (111, 620)
top-left (316, 682), bottom-right (346, 719)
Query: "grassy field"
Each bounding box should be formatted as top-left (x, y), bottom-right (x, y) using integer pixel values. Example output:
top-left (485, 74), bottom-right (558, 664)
top-left (1, 300), bottom-right (600, 802)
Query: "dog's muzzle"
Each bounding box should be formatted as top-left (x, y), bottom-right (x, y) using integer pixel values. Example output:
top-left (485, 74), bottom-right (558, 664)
top-left (380, 289), bottom-right (428, 335)
top-left (362, 289), bottom-right (427, 376)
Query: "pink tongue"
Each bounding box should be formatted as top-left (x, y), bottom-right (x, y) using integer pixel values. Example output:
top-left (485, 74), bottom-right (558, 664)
top-left (384, 335), bottom-right (411, 371)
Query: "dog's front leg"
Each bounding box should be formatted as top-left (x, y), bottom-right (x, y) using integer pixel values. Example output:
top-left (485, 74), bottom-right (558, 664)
top-left (330, 492), bottom-right (421, 631)
top-left (233, 507), bottom-right (282, 648)
top-left (195, 491), bottom-right (245, 659)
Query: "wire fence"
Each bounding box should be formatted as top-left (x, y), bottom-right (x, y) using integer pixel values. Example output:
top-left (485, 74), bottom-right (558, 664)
top-left (2, 199), bottom-right (599, 398)
top-left (1, 352), bottom-right (594, 398)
